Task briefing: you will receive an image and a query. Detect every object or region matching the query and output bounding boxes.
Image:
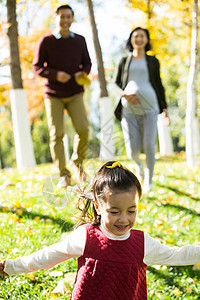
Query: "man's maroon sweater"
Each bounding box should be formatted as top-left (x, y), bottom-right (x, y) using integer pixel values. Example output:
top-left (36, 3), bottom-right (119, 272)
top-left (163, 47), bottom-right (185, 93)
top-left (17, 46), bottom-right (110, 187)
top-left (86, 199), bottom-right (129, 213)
top-left (33, 33), bottom-right (92, 98)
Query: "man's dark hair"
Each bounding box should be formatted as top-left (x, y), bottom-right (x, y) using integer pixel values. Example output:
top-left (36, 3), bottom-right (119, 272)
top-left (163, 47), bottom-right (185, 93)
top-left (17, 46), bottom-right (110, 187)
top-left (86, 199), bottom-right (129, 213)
top-left (56, 4), bottom-right (74, 16)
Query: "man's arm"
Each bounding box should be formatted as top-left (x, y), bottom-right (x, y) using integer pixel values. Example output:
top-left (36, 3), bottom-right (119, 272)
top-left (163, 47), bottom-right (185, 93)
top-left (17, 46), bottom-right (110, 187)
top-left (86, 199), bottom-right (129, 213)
top-left (33, 36), bottom-right (71, 83)
top-left (78, 37), bottom-right (92, 75)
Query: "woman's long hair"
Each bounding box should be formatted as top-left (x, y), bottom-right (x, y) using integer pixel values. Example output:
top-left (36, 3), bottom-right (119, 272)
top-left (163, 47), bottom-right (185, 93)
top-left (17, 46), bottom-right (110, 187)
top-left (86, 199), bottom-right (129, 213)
top-left (126, 27), bottom-right (151, 52)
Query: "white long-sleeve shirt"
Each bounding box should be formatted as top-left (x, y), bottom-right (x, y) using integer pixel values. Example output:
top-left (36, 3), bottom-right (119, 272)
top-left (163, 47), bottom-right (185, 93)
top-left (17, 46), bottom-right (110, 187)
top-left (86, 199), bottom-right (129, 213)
top-left (5, 224), bottom-right (200, 276)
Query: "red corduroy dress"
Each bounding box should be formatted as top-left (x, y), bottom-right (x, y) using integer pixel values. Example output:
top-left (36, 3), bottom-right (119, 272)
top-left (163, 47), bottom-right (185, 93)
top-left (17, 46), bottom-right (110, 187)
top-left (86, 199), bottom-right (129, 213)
top-left (71, 224), bottom-right (147, 300)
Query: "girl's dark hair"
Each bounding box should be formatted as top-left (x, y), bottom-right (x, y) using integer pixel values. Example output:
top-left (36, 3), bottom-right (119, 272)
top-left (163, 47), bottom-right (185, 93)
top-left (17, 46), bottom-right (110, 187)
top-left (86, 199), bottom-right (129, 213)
top-left (56, 4), bottom-right (74, 16)
top-left (76, 161), bottom-right (142, 227)
top-left (126, 27), bottom-right (151, 52)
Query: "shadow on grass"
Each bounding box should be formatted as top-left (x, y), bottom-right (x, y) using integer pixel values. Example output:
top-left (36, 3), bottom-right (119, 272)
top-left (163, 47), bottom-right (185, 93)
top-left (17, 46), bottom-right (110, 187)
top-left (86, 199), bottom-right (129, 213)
top-left (147, 196), bottom-right (200, 217)
top-left (0, 206), bottom-right (74, 232)
top-left (163, 174), bottom-right (199, 184)
top-left (156, 183), bottom-right (200, 202)
top-left (148, 265), bottom-right (200, 294)
top-left (161, 203), bottom-right (200, 217)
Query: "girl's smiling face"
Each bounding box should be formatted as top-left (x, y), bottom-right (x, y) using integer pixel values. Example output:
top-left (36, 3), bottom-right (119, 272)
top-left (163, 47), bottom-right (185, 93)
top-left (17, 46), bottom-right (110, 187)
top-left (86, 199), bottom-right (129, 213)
top-left (94, 189), bottom-right (139, 236)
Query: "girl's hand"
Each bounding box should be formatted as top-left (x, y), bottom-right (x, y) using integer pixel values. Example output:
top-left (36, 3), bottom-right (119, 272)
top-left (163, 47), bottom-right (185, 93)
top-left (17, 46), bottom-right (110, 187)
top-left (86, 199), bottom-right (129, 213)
top-left (123, 93), bottom-right (141, 105)
top-left (0, 260), bottom-right (8, 277)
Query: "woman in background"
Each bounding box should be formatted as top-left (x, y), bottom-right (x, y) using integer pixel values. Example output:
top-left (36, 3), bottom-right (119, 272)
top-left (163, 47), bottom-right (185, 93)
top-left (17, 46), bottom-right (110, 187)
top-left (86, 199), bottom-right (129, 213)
top-left (113, 27), bottom-right (169, 193)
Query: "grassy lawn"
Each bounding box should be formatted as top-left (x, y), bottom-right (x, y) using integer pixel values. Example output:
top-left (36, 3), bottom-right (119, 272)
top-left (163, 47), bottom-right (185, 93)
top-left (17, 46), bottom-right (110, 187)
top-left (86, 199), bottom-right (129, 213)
top-left (0, 154), bottom-right (200, 299)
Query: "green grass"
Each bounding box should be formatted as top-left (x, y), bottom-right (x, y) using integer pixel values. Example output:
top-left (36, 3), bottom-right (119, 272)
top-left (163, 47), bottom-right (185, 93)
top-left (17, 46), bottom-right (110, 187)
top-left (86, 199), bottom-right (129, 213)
top-left (0, 154), bottom-right (200, 299)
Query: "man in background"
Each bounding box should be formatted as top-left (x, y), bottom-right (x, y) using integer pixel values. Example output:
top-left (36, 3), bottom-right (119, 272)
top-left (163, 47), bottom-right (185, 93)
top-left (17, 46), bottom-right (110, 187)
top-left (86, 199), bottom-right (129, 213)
top-left (33, 4), bottom-right (92, 187)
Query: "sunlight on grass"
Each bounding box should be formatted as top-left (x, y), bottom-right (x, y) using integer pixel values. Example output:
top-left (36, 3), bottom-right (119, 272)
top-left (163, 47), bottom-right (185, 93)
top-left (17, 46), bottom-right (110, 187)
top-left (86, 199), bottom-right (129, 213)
top-left (0, 155), bottom-right (199, 299)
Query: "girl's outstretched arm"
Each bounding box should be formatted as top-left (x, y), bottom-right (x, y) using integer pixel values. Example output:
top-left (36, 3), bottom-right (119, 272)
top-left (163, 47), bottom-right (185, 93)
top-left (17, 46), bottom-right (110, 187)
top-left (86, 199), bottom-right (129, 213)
top-left (4, 225), bottom-right (86, 276)
top-left (144, 233), bottom-right (200, 266)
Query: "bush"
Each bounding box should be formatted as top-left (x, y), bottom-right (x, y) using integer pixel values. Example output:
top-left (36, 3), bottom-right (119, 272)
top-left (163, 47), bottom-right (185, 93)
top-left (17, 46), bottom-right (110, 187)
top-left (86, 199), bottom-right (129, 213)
top-left (32, 117), bottom-right (52, 164)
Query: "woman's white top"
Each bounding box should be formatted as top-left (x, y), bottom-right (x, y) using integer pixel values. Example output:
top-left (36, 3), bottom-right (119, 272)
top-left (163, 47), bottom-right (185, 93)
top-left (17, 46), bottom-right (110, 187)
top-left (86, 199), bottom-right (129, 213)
top-left (121, 58), bottom-right (159, 115)
top-left (4, 224), bottom-right (200, 276)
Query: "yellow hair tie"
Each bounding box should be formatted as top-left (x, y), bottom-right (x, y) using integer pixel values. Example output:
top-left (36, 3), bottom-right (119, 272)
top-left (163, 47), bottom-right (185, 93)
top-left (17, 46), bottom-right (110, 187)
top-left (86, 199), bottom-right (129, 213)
top-left (106, 161), bottom-right (121, 169)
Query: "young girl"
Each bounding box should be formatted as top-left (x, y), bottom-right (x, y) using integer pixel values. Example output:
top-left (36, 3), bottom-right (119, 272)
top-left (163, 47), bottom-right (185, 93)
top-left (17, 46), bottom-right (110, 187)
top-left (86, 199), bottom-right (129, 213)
top-left (0, 161), bottom-right (199, 299)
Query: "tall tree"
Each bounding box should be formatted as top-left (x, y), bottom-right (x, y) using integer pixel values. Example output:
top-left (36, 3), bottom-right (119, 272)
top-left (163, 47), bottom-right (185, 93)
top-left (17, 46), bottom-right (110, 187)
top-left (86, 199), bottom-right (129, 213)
top-left (185, 0), bottom-right (199, 167)
top-left (85, 0), bottom-right (115, 160)
top-left (6, 0), bottom-right (35, 169)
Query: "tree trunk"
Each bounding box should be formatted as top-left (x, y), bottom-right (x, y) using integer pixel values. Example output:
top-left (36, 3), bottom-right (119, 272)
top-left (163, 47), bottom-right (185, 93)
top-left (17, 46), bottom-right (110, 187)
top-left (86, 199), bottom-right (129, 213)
top-left (147, 0), bottom-right (151, 26)
top-left (157, 114), bottom-right (173, 156)
top-left (7, 0), bottom-right (36, 169)
top-left (185, 0), bottom-right (198, 167)
top-left (7, 0), bottom-right (23, 89)
top-left (85, 0), bottom-right (115, 160)
top-left (85, 0), bottom-right (108, 98)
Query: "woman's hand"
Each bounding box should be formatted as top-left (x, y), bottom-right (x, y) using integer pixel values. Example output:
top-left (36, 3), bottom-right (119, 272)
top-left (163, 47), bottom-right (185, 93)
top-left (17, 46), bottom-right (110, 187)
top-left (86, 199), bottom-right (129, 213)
top-left (123, 93), bottom-right (141, 105)
top-left (162, 108), bottom-right (170, 125)
top-left (0, 260), bottom-right (8, 277)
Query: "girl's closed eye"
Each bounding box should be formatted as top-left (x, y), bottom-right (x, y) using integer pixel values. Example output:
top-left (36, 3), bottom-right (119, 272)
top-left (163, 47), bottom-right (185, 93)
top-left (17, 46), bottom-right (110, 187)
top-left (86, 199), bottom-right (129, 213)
top-left (109, 211), bottom-right (119, 215)
top-left (128, 210), bottom-right (137, 214)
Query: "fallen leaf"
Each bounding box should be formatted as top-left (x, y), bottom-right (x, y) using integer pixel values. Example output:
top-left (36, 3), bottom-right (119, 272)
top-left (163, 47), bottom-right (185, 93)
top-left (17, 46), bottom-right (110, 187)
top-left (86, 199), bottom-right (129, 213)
top-left (25, 273), bottom-right (37, 281)
top-left (184, 287), bottom-right (192, 293)
top-left (192, 263), bottom-right (200, 271)
top-left (49, 270), bottom-right (63, 277)
top-left (138, 203), bottom-right (147, 211)
top-left (64, 272), bottom-right (76, 283)
top-left (173, 287), bottom-right (181, 296)
top-left (51, 279), bottom-right (67, 295)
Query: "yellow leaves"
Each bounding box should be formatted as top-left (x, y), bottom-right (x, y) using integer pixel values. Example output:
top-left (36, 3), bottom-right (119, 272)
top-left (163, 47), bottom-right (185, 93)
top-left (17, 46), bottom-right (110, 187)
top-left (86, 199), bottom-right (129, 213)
top-left (138, 203), bottom-right (147, 211)
top-left (10, 213), bottom-right (21, 224)
top-left (25, 226), bottom-right (33, 236)
top-left (192, 263), bottom-right (200, 271)
top-left (152, 265), bottom-right (161, 270)
top-left (173, 287), bottom-right (181, 296)
top-left (7, 248), bottom-right (19, 255)
top-left (49, 205), bottom-right (57, 219)
top-left (1, 206), bottom-right (9, 212)
top-left (164, 228), bottom-right (174, 234)
top-left (154, 219), bottom-right (164, 229)
top-left (166, 238), bottom-right (174, 244)
top-left (16, 238), bottom-right (25, 244)
top-left (183, 219), bottom-right (190, 226)
top-left (25, 273), bottom-right (37, 282)
top-left (15, 208), bottom-right (23, 216)
top-left (167, 194), bottom-right (175, 201)
top-left (13, 200), bottom-right (22, 208)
